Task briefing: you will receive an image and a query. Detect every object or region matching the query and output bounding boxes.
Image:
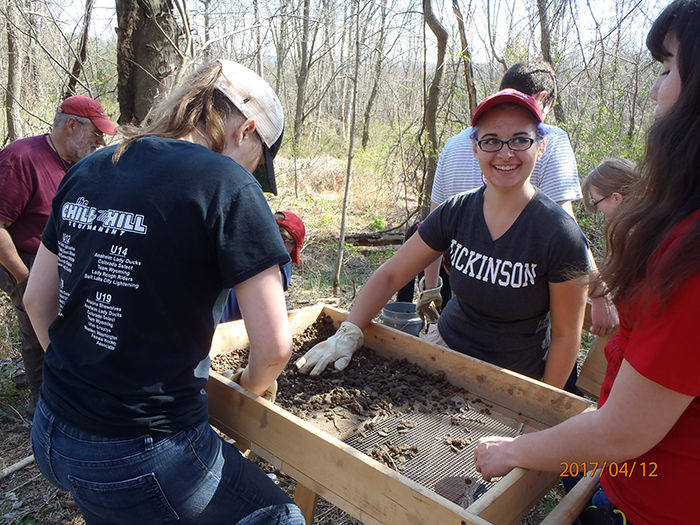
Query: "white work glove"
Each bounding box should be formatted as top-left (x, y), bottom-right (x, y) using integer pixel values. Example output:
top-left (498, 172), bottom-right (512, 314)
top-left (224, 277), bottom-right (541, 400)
top-left (417, 276), bottom-right (443, 323)
top-left (295, 321), bottom-right (364, 377)
top-left (223, 368), bottom-right (277, 403)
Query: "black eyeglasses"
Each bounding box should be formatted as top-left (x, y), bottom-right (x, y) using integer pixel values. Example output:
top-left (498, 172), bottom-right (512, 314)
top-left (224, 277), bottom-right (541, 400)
top-left (591, 195), bottom-right (610, 208)
top-left (476, 136), bottom-right (537, 152)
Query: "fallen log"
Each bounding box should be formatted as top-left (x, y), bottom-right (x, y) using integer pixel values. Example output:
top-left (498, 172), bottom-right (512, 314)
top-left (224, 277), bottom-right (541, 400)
top-left (343, 232), bottom-right (405, 246)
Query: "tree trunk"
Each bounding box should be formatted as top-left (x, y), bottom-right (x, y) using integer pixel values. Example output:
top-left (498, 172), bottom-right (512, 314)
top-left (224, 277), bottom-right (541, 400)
top-left (536, 0), bottom-right (566, 123)
top-left (293, 0), bottom-right (312, 142)
top-left (332, 0), bottom-right (361, 296)
top-left (274, 1), bottom-right (288, 94)
top-left (452, 0), bottom-right (477, 119)
top-left (116, 0), bottom-right (181, 125)
top-left (337, 2), bottom-right (348, 136)
top-left (64, 0), bottom-right (95, 98)
top-left (361, 5), bottom-right (386, 150)
top-left (201, 0), bottom-right (211, 62)
top-left (254, 0), bottom-right (262, 77)
top-left (5, 0), bottom-right (26, 142)
top-left (420, 0), bottom-right (448, 219)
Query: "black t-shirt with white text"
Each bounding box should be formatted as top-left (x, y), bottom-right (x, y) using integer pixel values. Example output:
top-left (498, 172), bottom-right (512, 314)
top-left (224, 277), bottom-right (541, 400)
top-left (41, 137), bottom-right (290, 437)
top-left (419, 187), bottom-right (592, 379)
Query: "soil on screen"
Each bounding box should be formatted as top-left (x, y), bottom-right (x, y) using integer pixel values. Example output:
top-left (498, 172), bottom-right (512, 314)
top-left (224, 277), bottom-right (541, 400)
top-left (1, 307), bottom-right (561, 525)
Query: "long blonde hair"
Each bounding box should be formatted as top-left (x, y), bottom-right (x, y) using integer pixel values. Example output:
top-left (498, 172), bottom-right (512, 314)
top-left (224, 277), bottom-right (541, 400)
top-left (113, 61), bottom-right (243, 162)
top-left (582, 158), bottom-right (638, 214)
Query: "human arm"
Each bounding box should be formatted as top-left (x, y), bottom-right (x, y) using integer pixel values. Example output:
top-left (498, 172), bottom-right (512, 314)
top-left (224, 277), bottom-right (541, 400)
top-left (296, 233), bottom-right (444, 376)
top-left (0, 221), bottom-right (29, 283)
top-left (587, 261), bottom-right (619, 336)
top-left (556, 200), bottom-right (575, 219)
top-left (474, 359), bottom-right (694, 480)
top-left (543, 277), bottom-right (588, 388)
top-left (234, 264), bottom-right (292, 396)
top-left (24, 243), bottom-right (60, 350)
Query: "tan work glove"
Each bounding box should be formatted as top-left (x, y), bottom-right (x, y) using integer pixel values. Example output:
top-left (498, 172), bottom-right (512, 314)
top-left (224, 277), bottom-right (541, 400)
top-left (417, 276), bottom-right (443, 323)
top-left (222, 368), bottom-right (277, 403)
top-left (294, 321), bottom-right (364, 377)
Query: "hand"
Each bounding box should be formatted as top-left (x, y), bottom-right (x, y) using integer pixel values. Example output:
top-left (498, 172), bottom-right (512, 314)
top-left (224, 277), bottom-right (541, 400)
top-left (417, 276), bottom-right (442, 323)
top-left (589, 295), bottom-right (619, 336)
top-left (474, 436), bottom-right (518, 482)
top-left (223, 368), bottom-right (277, 403)
top-left (295, 321), bottom-right (364, 377)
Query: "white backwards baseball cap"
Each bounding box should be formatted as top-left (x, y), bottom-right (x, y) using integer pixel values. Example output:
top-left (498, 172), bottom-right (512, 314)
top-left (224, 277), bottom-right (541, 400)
top-left (215, 59), bottom-right (284, 195)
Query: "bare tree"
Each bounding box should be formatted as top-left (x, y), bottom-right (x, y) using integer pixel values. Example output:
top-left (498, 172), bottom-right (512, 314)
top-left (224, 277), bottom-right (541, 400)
top-left (115, 0), bottom-right (181, 125)
top-left (4, 0), bottom-right (29, 142)
top-left (485, 0), bottom-right (507, 71)
top-left (361, 4), bottom-right (387, 149)
top-left (332, 0), bottom-right (361, 295)
top-left (452, 0), bottom-right (477, 119)
top-left (536, 0), bottom-right (567, 123)
top-left (419, 0), bottom-right (448, 219)
top-left (64, 0), bottom-right (95, 98)
top-left (292, 0), bottom-right (315, 142)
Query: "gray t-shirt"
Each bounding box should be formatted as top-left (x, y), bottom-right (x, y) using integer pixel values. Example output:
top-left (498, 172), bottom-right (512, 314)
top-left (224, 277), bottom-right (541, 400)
top-left (419, 187), bottom-right (592, 379)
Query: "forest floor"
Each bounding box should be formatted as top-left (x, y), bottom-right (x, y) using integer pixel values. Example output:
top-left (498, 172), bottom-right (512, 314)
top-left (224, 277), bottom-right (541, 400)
top-left (0, 157), bottom-right (584, 524)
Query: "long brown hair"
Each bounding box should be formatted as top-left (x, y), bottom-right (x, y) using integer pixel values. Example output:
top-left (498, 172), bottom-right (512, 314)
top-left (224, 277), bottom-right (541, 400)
top-left (112, 61), bottom-right (242, 162)
top-left (601, 0), bottom-right (700, 307)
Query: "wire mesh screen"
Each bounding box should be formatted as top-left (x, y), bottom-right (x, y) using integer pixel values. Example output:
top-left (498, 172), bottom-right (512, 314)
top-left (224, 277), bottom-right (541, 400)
top-left (342, 406), bottom-right (523, 508)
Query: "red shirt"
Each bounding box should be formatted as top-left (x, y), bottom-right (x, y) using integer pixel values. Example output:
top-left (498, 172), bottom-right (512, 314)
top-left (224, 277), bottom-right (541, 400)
top-left (599, 210), bottom-right (700, 525)
top-left (0, 134), bottom-right (71, 254)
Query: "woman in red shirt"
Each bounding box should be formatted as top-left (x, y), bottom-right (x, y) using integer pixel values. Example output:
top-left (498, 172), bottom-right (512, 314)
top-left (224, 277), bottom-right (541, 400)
top-left (474, 2), bottom-right (700, 524)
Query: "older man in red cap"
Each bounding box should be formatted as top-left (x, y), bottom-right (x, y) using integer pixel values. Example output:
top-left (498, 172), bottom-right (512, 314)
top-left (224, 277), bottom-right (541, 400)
top-left (0, 95), bottom-right (117, 417)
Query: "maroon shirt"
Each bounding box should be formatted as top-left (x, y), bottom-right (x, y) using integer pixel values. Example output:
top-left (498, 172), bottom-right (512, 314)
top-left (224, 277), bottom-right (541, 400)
top-left (0, 134), bottom-right (72, 254)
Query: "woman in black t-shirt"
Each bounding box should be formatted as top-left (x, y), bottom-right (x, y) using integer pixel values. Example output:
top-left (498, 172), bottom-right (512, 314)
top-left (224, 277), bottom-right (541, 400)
top-left (295, 89), bottom-right (590, 390)
top-left (25, 61), bottom-right (305, 525)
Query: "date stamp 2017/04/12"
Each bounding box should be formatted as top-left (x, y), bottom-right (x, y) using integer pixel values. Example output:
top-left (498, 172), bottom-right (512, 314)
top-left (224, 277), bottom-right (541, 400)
top-left (560, 462), bottom-right (658, 478)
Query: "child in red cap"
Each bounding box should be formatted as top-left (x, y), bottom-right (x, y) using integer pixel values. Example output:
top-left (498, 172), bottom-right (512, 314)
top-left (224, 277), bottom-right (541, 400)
top-left (221, 211), bottom-right (305, 322)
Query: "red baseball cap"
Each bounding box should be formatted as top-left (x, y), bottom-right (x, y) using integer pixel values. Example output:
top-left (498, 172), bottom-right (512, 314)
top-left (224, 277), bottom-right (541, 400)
top-left (472, 89), bottom-right (543, 126)
top-left (58, 95), bottom-right (118, 135)
top-left (275, 211), bottom-right (305, 264)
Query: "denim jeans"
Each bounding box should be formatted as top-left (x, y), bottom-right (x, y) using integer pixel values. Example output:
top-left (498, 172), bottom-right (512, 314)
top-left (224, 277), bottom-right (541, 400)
top-left (31, 400), bottom-right (305, 525)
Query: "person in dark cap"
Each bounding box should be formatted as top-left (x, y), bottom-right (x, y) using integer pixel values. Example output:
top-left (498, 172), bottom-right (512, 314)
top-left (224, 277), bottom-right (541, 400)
top-left (24, 60), bottom-right (304, 525)
top-left (0, 95), bottom-right (117, 417)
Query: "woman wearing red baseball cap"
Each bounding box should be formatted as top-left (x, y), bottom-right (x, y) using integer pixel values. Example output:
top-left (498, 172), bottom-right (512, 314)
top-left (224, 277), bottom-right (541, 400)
top-left (296, 89), bottom-right (591, 397)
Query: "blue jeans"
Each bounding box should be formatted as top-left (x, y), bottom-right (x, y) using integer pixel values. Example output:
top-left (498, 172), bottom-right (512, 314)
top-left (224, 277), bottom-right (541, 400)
top-left (31, 400), bottom-right (305, 525)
